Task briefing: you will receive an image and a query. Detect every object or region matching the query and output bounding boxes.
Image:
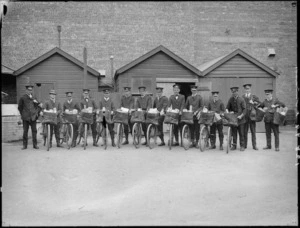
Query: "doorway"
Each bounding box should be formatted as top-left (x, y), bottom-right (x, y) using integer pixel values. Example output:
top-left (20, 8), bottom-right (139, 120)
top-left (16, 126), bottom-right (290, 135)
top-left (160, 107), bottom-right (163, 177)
top-left (177, 82), bottom-right (195, 101)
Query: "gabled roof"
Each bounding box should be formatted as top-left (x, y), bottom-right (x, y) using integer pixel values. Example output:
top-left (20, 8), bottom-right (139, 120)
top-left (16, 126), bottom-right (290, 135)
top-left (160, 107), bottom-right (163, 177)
top-left (198, 49), bottom-right (279, 77)
top-left (14, 47), bottom-right (102, 77)
top-left (2, 64), bottom-right (15, 74)
top-left (114, 45), bottom-right (202, 79)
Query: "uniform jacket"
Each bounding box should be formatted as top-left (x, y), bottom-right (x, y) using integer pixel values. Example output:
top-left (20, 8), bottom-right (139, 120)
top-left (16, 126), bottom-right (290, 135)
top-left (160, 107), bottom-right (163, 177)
top-left (208, 99), bottom-right (225, 114)
top-left (18, 94), bottom-right (41, 121)
top-left (79, 98), bottom-right (98, 111)
top-left (242, 93), bottom-right (260, 119)
top-left (153, 96), bottom-right (168, 112)
top-left (136, 95), bottom-right (152, 111)
top-left (63, 100), bottom-right (80, 112)
top-left (168, 94), bottom-right (185, 111)
top-left (99, 97), bottom-right (116, 112)
top-left (185, 94), bottom-right (203, 112)
top-left (258, 97), bottom-right (285, 123)
top-left (226, 95), bottom-right (247, 125)
top-left (120, 95), bottom-right (134, 109)
top-left (44, 99), bottom-right (62, 114)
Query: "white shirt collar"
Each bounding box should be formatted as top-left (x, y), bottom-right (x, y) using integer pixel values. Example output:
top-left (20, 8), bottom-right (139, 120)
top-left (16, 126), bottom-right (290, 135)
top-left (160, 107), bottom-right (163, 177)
top-left (104, 97), bottom-right (109, 101)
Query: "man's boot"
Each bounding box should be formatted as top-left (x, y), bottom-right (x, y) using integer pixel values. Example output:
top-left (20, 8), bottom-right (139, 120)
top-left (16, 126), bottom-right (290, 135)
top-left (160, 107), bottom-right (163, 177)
top-left (158, 135), bottom-right (165, 146)
top-left (93, 137), bottom-right (99, 147)
top-left (111, 134), bottom-right (116, 147)
top-left (220, 144), bottom-right (223, 150)
top-left (22, 141), bottom-right (27, 150)
top-left (122, 134), bottom-right (129, 145)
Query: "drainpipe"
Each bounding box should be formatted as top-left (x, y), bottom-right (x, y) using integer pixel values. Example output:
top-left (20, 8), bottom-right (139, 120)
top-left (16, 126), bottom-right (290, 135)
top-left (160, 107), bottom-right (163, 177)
top-left (110, 55), bottom-right (114, 91)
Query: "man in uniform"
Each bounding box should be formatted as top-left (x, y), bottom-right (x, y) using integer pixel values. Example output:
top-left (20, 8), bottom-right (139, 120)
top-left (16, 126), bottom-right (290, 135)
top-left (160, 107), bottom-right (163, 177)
top-left (167, 84), bottom-right (185, 146)
top-left (42, 89), bottom-right (63, 148)
top-left (120, 86), bottom-right (135, 145)
top-left (226, 86), bottom-right (247, 151)
top-left (242, 84), bottom-right (260, 150)
top-left (62, 91), bottom-right (80, 147)
top-left (136, 86), bottom-right (152, 146)
top-left (208, 91), bottom-right (225, 150)
top-left (18, 84), bottom-right (42, 150)
top-left (185, 85), bottom-right (203, 148)
top-left (99, 89), bottom-right (116, 147)
top-left (258, 89), bottom-right (285, 151)
top-left (79, 88), bottom-right (98, 147)
top-left (153, 87), bottom-right (168, 146)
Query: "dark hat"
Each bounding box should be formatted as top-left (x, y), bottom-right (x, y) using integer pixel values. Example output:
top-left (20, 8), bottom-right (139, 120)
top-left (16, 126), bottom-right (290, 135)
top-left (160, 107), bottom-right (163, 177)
top-left (243, 84), bottom-right (252, 88)
top-left (49, 89), bottom-right (57, 95)
top-left (103, 89), bottom-right (111, 94)
top-left (173, 84), bottom-right (181, 89)
top-left (123, 87), bottom-right (131, 91)
top-left (138, 86), bottom-right (146, 90)
top-left (65, 91), bottom-right (73, 95)
top-left (264, 89), bottom-right (273, 93)
top-left (230, 86), bottom-right (239, 90)
top-left (190, 85), bottom-right (197, 90)
top-left (156, 87), bottom-right (164, 91)
top-left (83, 88), bottom-right (90, 92)
top-left (25, 84), bottom-right (34, 89)
top-left (211, 91), bottom-right (219, 94)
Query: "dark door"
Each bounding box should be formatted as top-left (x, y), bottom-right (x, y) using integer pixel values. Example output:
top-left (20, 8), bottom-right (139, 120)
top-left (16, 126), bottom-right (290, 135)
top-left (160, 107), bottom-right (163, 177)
top-left (177, 82), bottom-right (195, 101)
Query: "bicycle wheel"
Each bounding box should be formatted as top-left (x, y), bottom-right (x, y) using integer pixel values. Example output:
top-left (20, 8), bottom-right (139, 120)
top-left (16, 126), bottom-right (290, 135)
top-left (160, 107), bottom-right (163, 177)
top-left (46, 124), bottom-right (51, 151)
top-left (66, 124), bottom-right (73, 149)
top-left (168, 124), bottom-right (174, 150)
top-left (83, 124), bottom-right (88, 150)
top-left (199, 125), bottom-right (209, 152)
top-left (182, 124), bottom-right (191, 150)
top-left (132, 123), bottom-right (141, 149)
top-left (116, 123), bottom-right (124, 149)
top-left (147, 124), bottom-right (157, 149)
top-left (226, 126), bottom-right (232, 154)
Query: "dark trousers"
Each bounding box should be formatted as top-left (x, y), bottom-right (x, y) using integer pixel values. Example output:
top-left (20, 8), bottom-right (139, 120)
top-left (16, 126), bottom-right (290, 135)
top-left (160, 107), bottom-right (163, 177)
top-left (50, 123), bottom-right (61, 144)
top-left (265, 122), bottom-right (279, 148)
top-left (190, 116), bottom-right (200, 143)
top-left (173, 116), bottom-right (182, 143)
top-left (22, 120), bottom-right (37, 147)
top-left (72, 123), bottom-right (79, 144)
top-left (244, 119), bottom-right (257, 148)
top-left (124, 119), bottom-right (133, 141)
top-left (103, 118), bottom-right (114, 138)
top-left (210, 123), bottom-right (224, 146)
top-left (142, 123), bottom-right (149, 142)
top-left (157, 115), bottom-right (165, 142)
top-left (232, 123), bottom-right (245, 148)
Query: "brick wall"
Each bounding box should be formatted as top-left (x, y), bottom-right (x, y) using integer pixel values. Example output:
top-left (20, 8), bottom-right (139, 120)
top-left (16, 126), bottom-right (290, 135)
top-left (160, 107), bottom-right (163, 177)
top-left (1, 1), bottom-right (297, 110)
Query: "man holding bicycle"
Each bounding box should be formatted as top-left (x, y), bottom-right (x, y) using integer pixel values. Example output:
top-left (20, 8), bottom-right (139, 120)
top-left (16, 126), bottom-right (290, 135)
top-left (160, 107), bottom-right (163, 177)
top-left (136, 86), bottom-right (152, 146)
top-left (62, 91), bottom-right (80, 148)
top-left (242, 84), bottom-right (260, 150)
top-left (79, 88), bottom-right (98, 147)
top-left (120, 86), bottom-right (135, 145)
top-left (185, 85), bottom-right (203, 148)
top-left (167, 84), bottom-right (185, 147)
top-left (208, 91), bottom-right (225, 150)
top-left (99, 89), bottom-right (116, 147)
top-left (153, 87), bottom-right (168, 146)
top-left (226, 86), bottom-right (247, 151)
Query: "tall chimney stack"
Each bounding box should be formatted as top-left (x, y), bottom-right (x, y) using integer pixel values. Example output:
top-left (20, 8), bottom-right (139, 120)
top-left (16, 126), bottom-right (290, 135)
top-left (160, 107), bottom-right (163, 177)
top-left (57, 25), bottom-right (61, 48)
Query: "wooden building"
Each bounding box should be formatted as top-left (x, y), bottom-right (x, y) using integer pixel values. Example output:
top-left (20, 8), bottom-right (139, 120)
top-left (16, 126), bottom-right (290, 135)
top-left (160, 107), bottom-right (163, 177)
top-left (114, 45), bottom-right (202, 100)
top-left (14, 47), bottom-right (105, 104)
top-left (198, 49), bottom-right (278, 132)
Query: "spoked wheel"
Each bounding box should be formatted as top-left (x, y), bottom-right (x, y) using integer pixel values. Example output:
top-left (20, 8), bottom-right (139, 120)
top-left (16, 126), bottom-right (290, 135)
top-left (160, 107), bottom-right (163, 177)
top-left (133, 123), bottom-right (141, 149)
top-left (46, 124), bottom-right (51, 151)
top-left (147, 124), bottom-right (157, 149)
top-left (66, 124), bottom-right (73, 149)
top-left (226, 126), bottom-right (232, 154)
top-left (199, 125), bottom-right (209, 152)
top-left (182, 124), bottom-right (191, 150)
top-left (83, 124), bottom-right (88, 150)
top-left (168, 124), bottom-right (174, 150)
top-left (116, 123), bottom-right (124, 149)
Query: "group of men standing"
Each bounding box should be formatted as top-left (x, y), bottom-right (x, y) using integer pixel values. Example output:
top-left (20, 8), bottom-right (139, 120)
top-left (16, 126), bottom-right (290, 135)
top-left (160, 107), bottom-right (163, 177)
top-left (18, 82), bottom-right (285, 152)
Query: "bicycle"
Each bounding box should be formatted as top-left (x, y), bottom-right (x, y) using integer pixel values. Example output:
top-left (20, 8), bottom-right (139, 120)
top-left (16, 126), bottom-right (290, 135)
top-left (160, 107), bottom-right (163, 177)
top-left (131, 110), bottom-right (146, 149)
top-left (77, 111), bottom-right (94, 150)
top-left (113, 109), bottom-right (130, 149)
top-left (198, 111), bottom-right (215, 152)
top-left (145, 111), bottom-right (160, 149)
top-left (60, 113), bottom-right (78, 149)
top-left (41, 112), bottom-right (58, 151)
top-left (180, 111), bottom-right (194, 150)
top-left (221, 112), bottom-right (238, 154)
top-left (164, 110), bottom-right (180, 150)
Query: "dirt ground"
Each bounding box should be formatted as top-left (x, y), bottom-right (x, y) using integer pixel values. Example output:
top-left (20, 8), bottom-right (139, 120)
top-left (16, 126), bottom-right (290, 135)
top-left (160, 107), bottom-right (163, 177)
top-left (1, 126), bottom-right (298, 226)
